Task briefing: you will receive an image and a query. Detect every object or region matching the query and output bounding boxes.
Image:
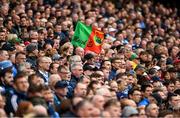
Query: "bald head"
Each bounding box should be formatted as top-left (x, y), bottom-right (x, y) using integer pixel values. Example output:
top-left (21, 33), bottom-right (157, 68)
top-left (33, 105), bottom-right (48, 117)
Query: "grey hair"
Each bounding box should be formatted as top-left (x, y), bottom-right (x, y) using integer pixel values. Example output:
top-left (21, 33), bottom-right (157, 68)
top-left (18, 62), bottom-right (31, 72)
top-left (70, 63), bottom-right (83, 71)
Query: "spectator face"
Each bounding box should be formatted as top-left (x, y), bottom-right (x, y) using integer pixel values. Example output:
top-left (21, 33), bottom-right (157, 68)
top-left (144, 87), bottom-right (153, 97)
top-left (166, 38), bottom-right (174, 49)
top-left (13, 15), bottom-right (20, 24)
top-left (81, 76), bottom-right (90, 85)
top-left (0, 5), bottom-right (9, 16)
top-left (140, 53), bottom-right (148, 62)
top-left (175, 62), bottom-right (180, 71)
top-left (55, 25), bottom-right (61, 33)
top-left (15, 76), bottom-right (29, 93)
top-left (130, 90), bottom-right (142, 103)
top-left (27, 9), bottom-right (33, 18)
top-left (67, 44), bottom-right (74, 56)
top-left (171, 46), bottom-right (179, 57)
top-left (0, 31), bottom-right (6, 41)
top-left (167, 83), bottom-right (175, 93)
top-left (102, 68), bottom-right (110, 80)
top-left (6, 20), bottom-right (13, 29)
top-left (20, 17), bottom-right (27, 27)
top-left (31, 76), bottom-right (44, 86)
top-left (53, 39), bottom-right (60, 49)
top-left (109, 81), bottom-right (118, 91)
top-left (107, 103), bottom-right (121, 117)
top-left (118, 80), bottom-right (127, 91)
top-left (42, 89), bottom-right (54, 102)
top-left (146, 104), bottom-right (159, 117)
top-left (3, 71), bottom-right (13, 86)
top-left (126, 75), bottom-right (136, 85)
top-left (0, 50), bottom-right (9, 61)
top-left (74, 83), bottom-right (87, 97)
top-left (102, 60), bottom-right (111, 70)
top-left (92, 95), bottom-right (105, 110)
top-left (61, 22), bottom-right (68, 31)
top-left (23, 63), bottom-right (35, 76)
top-left (50, 63), bottom-right (59, 74)
top-left (91, 107), bottom-right (101, 117)
top-left (77, 101), bottom-right (94, 117)
top-left (15, 44), bottom-right (26, 52)
top-left (15, 53), bottom-right (26, 65)
top-left (169, 95), bottom-right (180, 107)
top-left (112, 59), bottom-right (121, 70)
top-left (75, 47), bottom-right (84, 58)
top-left (39, 57), bottom-right (52, 71)
top-left (59, 67), bottom-right (71, 81)
top-left (164, 72), bottom-right (170, 80)
top-left (55, 87), bottom-right (68, 97)
top-left (71, 65), bottom-right (83, 78)
top-left (30, 31), bottom-right (38, 42)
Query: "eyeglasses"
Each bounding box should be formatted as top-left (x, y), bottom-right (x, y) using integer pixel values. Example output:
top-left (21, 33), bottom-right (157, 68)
top-left (114, 61), bottom-right (121, 63)
top-left (133, 94), bottom-right (141, 96)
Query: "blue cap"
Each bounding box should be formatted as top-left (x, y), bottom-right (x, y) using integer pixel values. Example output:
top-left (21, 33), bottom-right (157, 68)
top-left (0, 60), bottom-right (13, 71)
top-left (54, 81), bottom-right (68, 89)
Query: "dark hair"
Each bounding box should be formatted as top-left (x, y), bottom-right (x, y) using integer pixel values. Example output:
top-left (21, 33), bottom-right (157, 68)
top-left (42, 84), bottom-right (51, 91)
top-left (14, 72), bottom-right (27, 83)
top-left (141, 84), bottom-right (152, 92)
top-left (116, 73), bottom-right (126, 80)
top-left (28, 84), bottom-right (43, 94)
top-left (128, 88), bottom-right (140, 97)
top-left (163, 80), bottom-right (175, 87)
top-left (0, 68), bottom-right (12, 78)
top-left (28, 73), bottom-right (43, 86)
top-left (104, 99), bottom-right (120, 109)
top-left (15, 51), bottom-right (26, 58)
top-left (75, 100), bottom-right (90, 113)
top-left (111, 57), bottom-right (121, 63)
top-left (90, 72), bottom-right (102, 79)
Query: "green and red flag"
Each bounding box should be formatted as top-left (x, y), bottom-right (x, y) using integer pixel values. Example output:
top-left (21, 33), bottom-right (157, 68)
top-left (71, 21), bottom-right (104, 54)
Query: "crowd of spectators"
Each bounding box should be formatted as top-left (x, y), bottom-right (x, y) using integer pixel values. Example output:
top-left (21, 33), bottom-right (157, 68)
top-left (0, 0), bottom-right (179, 117)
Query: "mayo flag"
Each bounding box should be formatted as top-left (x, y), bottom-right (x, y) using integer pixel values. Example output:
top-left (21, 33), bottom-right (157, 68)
top-left (71, 21), bottom-right (104, 54)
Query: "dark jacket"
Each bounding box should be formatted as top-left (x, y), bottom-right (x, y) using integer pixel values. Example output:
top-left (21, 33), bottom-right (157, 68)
top-left (5, 90), bottom-right (27, 115)
top-left (69, 75), bottom-right (80, 89)
top-left (36, 70), bottom-right (50, 83)
top-left (26, 56), bottom-right (37, 69)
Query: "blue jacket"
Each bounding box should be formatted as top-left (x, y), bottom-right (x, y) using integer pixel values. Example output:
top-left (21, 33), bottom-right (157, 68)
top-left (109, 69), bottom-right (117, 80)
top-left (47, 102), bottom-right (60, 118)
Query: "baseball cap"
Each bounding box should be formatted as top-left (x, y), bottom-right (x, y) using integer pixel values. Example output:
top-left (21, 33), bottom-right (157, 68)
top-left (2, 42), bottom-right (16, 51)
top-left (153, 66), bottom-right (161, 71)
top-left (122, 106), bottom-right (139, 117)
top-left (0, 60), bottom-right (13, 71)
top-left (52, 54), bottom-right (63, 61)
top-left (54, 81), bottom-right (68, 89)
top-left (84, 53), bottom-right (94, 60)
top-left (83, 64), bottom-right (94, 71)
top-left (109, 27), bottom-right (117, 32)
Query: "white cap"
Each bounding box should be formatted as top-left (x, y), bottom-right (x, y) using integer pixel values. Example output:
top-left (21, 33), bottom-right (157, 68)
top-left (153, 66), bottom-right (161, 71)
top-left (109, 27), bottom-right (117, 32)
